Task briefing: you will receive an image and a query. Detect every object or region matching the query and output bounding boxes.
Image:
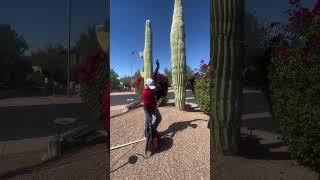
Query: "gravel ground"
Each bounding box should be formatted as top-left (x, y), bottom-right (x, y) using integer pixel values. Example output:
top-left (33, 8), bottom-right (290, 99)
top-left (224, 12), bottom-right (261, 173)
top-left (110, 106), bottom-right (210, 180)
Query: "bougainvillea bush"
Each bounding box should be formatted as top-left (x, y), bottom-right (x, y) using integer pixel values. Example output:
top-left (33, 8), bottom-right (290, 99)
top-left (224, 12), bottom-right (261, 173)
top-left (132, 72), bottom-right (169, 106)
top-left (193, 59), bottom-right (210, 114)
top-left (76, 50), bottom-right (109, 131)
top-left (268, 0), bottom-right (320, 171)
top-left (132, 76), bottom-right (144, 99)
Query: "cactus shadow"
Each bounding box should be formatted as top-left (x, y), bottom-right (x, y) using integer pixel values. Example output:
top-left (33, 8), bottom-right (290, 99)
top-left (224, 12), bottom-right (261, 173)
top-left (164, 102), bottom-right (201, 112)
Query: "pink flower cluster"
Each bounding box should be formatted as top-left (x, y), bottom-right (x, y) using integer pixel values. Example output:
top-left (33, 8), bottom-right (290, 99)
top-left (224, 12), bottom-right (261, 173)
top-left (76, 51), bottom-right (106, 83)
top-left (132, 77), bottom-right (144, 88)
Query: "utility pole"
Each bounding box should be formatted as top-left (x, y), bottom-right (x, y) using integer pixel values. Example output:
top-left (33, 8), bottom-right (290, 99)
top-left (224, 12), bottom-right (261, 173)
top-left (67, 0), bottom-right (71, 96)
top-left (130, 51), bottom-right (134, 91)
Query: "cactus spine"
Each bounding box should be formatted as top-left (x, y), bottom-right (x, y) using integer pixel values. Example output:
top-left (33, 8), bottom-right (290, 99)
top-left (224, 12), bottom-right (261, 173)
top-left (209, 0), bottom-right (244, 155)
top-left (143, 20), bottom-right (153, 84)
top-left (170, 0), bottom-right (186, 111)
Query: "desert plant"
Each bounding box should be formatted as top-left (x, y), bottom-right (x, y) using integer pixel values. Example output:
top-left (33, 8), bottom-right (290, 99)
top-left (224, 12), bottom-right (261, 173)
top-left (268, 0), bottom-right (320, 171)
top-left (76, 51), bottom-right (108, 130)
top-left (209, 0), bottom-right (245, 155)
top-left (193, 60), bottom-right (210, 114)
top-left (140, 20), bottom-right (153, 85)
top-left (170, 0), bottom-right (187, 111)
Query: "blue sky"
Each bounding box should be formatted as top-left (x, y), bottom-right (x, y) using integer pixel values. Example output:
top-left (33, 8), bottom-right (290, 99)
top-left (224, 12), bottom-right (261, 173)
top-left (0, 0), bottom-right (107, 54)
top-left (1, 0), bottom-right (317, 78)
top-left (111, 0), bottom-right (318, 78)
top-left (110, 0), bottom-right (210, 78)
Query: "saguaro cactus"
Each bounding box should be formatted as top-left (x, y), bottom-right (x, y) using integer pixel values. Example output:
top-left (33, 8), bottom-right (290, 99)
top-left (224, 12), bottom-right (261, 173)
top-left (142, 20), bottom-right (153, 84)
top-left (209, 0), bottom-right (244, 155)
top-left (96, 25), bottom-right (109, 53)
top-left (170, 0), bottom-right (186, 111)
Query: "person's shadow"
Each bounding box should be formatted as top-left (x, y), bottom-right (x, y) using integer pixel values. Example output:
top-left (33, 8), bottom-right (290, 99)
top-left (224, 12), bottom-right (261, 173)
top-left (160, 119), bottom-right (206, 138)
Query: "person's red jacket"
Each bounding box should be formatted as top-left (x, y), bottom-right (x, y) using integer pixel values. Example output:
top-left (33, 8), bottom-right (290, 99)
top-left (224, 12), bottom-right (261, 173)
top-left (141, 86), bottom-right (157, 110)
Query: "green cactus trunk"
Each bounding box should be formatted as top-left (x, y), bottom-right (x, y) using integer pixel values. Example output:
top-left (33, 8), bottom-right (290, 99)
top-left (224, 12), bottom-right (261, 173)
top-left (143, 20), bottom-right (153, 85)
top-left (170, 0), bottom-right (186, 111)
top-left (209, 0), bottom-right (244, 155)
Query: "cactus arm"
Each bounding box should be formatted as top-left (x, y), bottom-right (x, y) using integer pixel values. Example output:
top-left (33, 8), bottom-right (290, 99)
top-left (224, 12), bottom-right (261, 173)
top-left (140, 69), bottom-right (145, 78)
top-left (96, 25), bottom-right (108, 53)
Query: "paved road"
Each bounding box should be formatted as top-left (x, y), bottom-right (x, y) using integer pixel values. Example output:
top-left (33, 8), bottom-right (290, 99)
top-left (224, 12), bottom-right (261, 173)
top-left (111, 90), bottom-right (196, 106)
top-left (0, 102), bottom-right (95, 141)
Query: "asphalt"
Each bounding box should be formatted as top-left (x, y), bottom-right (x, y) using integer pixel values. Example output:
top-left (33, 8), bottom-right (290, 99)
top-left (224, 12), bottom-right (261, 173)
top-left (0, 103), bottom-right (95, 141)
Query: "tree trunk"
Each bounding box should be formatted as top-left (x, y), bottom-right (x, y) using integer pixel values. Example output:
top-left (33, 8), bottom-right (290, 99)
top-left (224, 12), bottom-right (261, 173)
top-left (209, 0), bottom-right (244, 155)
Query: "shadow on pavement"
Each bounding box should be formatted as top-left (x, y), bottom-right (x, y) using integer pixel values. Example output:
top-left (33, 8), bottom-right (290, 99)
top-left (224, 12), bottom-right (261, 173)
top-left (154, 136), bottom-right (173, 154)
top-left (239, 133), bottom-right (291, 160)
top-left (161, 119), bottom-right (207, 138)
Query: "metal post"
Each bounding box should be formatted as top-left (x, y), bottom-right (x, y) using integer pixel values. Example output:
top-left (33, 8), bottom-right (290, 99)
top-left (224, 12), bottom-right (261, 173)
top-left (130, 51), bottom-right (134, 90)
top-left (67, 0), bottom-right (71, 96)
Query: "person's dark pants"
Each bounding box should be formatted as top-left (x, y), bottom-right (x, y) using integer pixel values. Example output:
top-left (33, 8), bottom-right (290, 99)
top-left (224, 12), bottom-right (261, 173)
top-left (143, 106), bottom-right (162, 138)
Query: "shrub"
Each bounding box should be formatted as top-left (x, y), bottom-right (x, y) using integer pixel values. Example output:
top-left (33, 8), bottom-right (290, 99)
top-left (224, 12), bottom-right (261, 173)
top-left (193, 59), bottom-right (210, 114)
top-left (132, 73), bottom-right (169, 105)
top-left (76, 50), bottom-right (108, 130)
top-left (157, 96), bottom-right (167, 107)
top-left (268, 0), bottom-right (320, 171)
top-left (132, 77), bottom-right (144, 99)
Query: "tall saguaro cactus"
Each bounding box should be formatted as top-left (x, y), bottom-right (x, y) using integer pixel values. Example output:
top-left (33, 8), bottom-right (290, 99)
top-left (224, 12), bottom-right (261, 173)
top-left (209, 0), bottom-right (244, 155)
top-left (142, 20), bottom-right (153, 84)
top-left (170, 0), bottom-right (186, 111)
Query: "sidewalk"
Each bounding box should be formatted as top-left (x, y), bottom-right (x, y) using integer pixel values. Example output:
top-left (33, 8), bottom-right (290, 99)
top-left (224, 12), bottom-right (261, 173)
top-left (2, 144), bottom-right (107, 180)
top-left (0, 96), bottom-right (82, 108)
top-left (0, 136), bottom-right (51, 175)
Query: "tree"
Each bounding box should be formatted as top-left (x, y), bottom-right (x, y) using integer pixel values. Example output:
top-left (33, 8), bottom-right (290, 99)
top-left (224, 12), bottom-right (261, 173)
top-left (0, 24), bottom-right (30, 87)
top-left (132, 69), bottom-right (142, 82)
top-left (164, 67), bottom-right (172, 86)
top-left (209, 0), bottom-right (244, 155)
top-left (30, 44), bottom-right (68, 83)
top-left (243, 13), bottom-right (271, 86)
top-left (119, 76), bottom-right (132, 88)
top-left (110, 69), bottom-right (120, 89)
top-left (74, 24), bottom-right (101, 62)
